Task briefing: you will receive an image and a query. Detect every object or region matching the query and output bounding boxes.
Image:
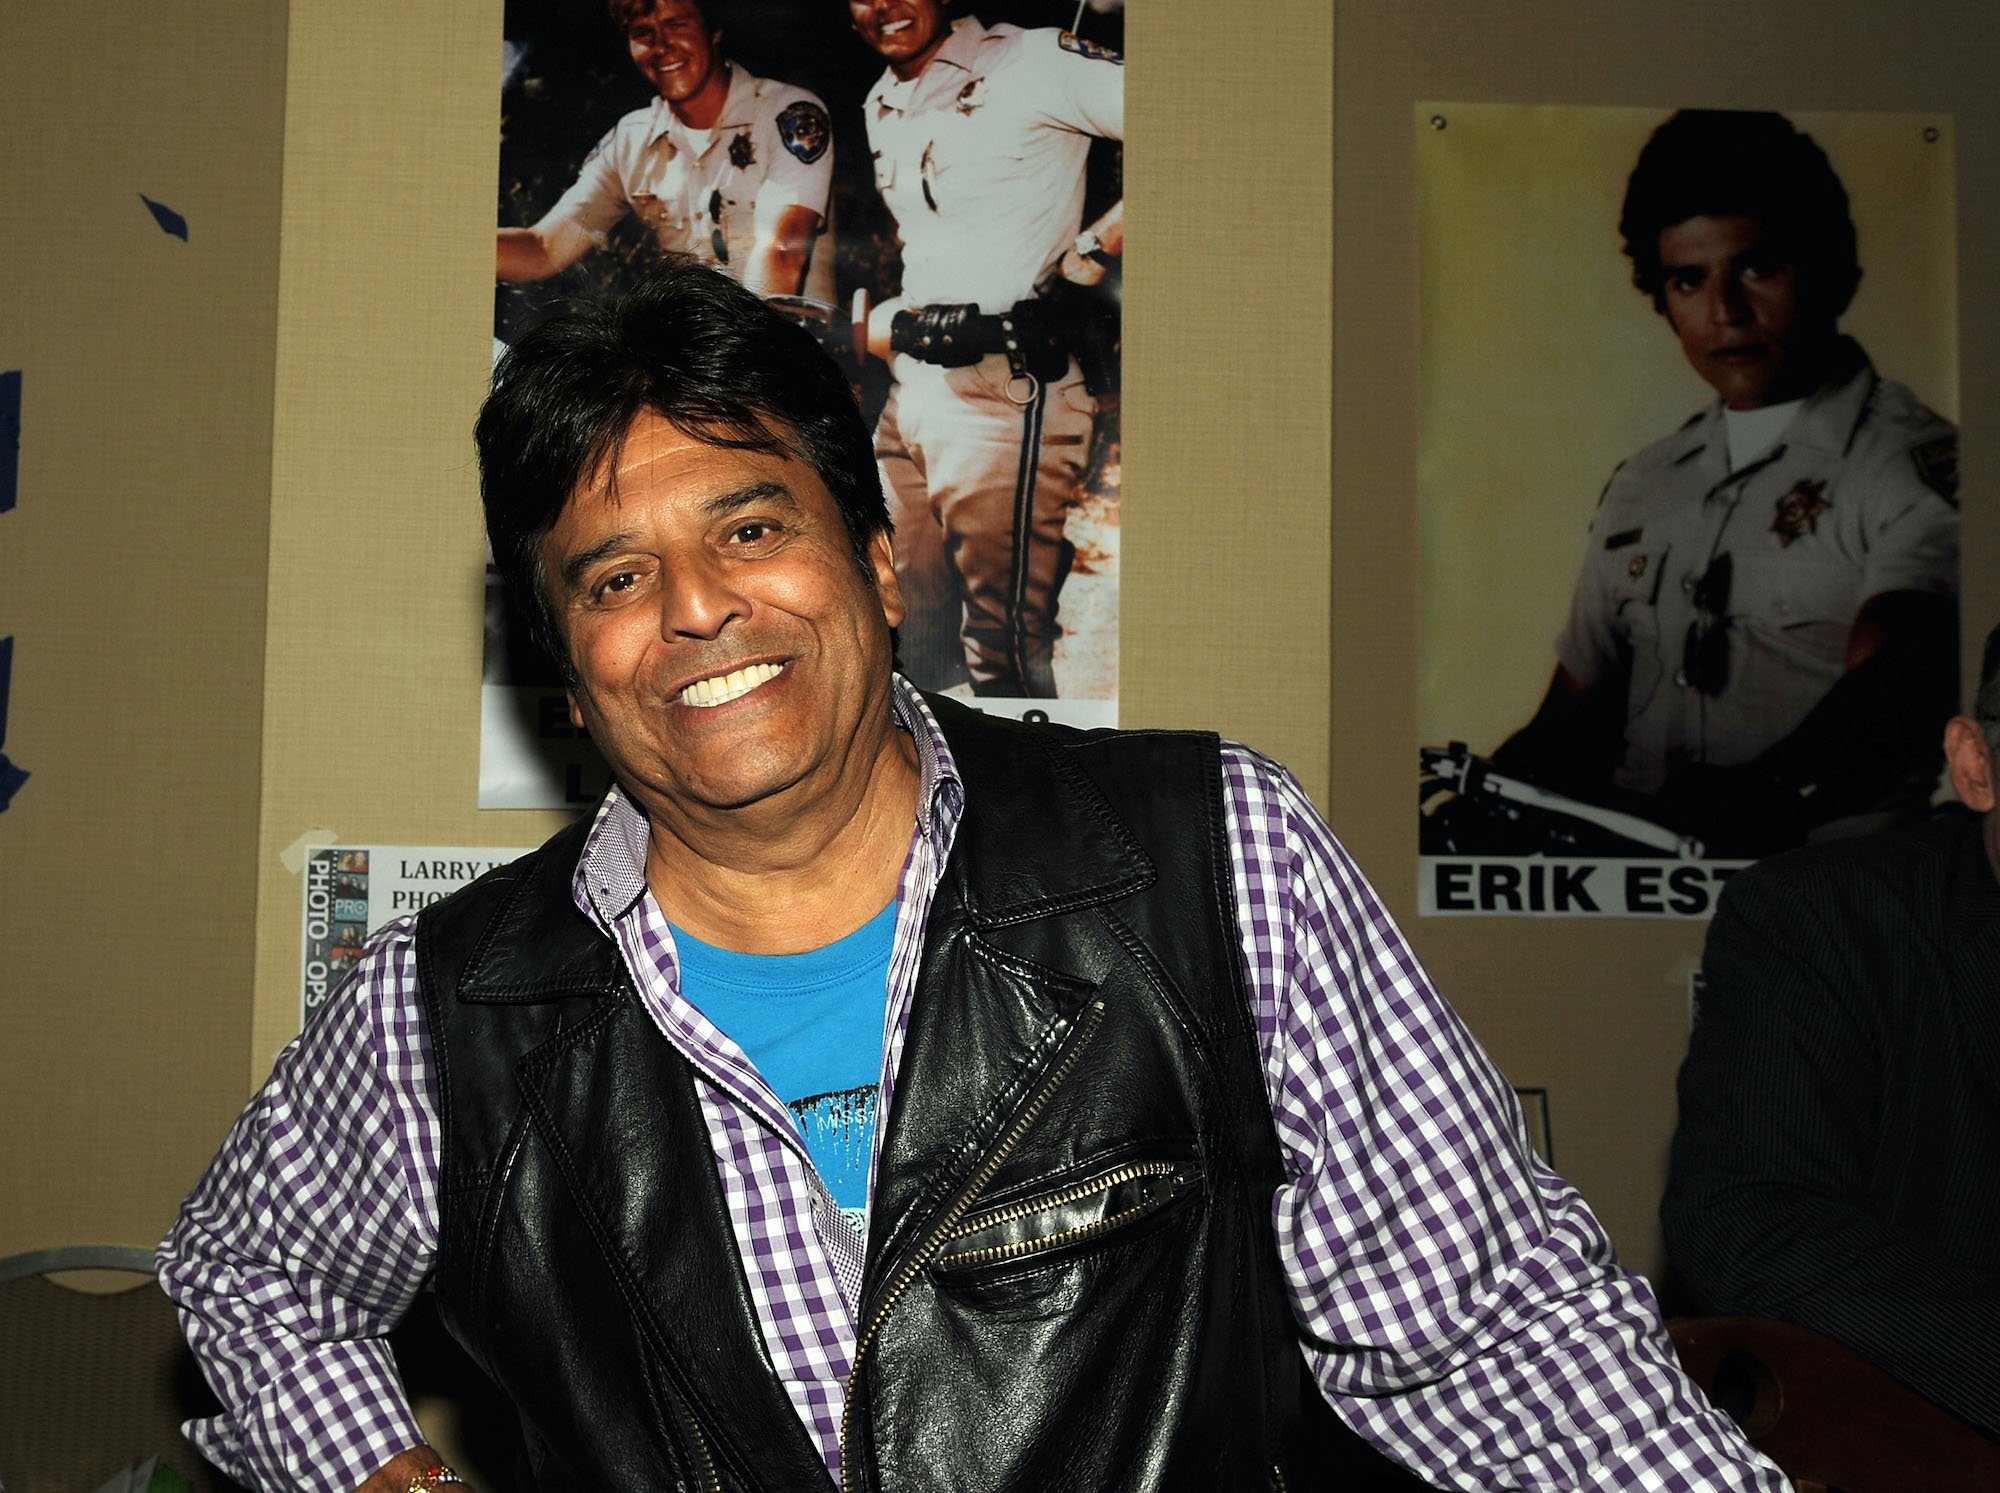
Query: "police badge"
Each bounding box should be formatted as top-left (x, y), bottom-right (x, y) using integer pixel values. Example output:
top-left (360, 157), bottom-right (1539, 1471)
top-left (728, 131), bottom-right (754, 169)
top-left (1770, 478), bottom-right (1831, 547)
top-left (1058, 30), bottom-right (1124, 64)
top-left (777, 100), bottom-right (830, 165)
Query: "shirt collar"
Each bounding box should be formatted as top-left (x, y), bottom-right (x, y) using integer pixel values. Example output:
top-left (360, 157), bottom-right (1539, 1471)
top-left (1672, 336), bottom-right (1877, 479)
top-left (652, 63), bottom-right (756, 153)
top-left (569, 672), bottom-right (964, 929)
top-left (1778, 337), bottom-right (1877, 458)
top-left (867, 16), bottom-right (987, 113)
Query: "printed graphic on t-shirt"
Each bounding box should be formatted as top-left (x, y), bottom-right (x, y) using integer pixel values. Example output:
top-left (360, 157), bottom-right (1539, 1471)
top-left (790, 1084), bottom-right (877, 1234)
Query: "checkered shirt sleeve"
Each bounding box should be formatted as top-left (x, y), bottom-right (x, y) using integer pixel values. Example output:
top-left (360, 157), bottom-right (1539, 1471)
top-left (1220, 743), bottom-right (1783, 1490)
top-left (157, 922), bottom-right (436, 1493)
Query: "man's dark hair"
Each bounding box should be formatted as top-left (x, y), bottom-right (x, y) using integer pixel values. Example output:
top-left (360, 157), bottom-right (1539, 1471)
top-left (607, 0), bottom-right (715, 31)
top-left (476, 256), bottom-right (888, 670)
top-left (1620, 110), bottom-right (1861, 318)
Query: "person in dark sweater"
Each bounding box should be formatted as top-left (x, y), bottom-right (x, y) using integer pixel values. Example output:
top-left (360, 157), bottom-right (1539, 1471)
top-left (1664, 621), bottom-right (2000, 1441)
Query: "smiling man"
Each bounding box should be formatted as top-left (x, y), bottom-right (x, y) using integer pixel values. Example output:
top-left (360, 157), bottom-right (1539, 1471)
top-left (160, 262), bottom-right (1783, 1492)
top-left (1493, 110), bottom-right (1959, 858)
top-left (498, 0), bottom-right (833, 298)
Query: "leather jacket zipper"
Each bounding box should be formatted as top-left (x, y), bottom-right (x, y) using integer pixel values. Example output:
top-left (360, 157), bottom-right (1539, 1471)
top-left (838, 996), bottom-right (1108, 1492)
top-left (934, 1158), bottom-right (1186, 1270)
top-left (663, 1378), bottom-right (721, 1493)
top-left (688, 1411), bottom-right (720, 1493)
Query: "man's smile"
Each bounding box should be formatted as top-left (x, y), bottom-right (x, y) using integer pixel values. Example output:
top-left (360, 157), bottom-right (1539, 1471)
top-left (679, 660), bottom-right (785, 708)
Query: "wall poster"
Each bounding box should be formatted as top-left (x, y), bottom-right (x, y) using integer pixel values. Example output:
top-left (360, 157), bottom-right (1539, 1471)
top-left (1416, 104), bottom-right (1960, 917)
top-left (482, 0), bottom-right (1126, 808)
top-left (300, 845), bottom-right (537, 1025)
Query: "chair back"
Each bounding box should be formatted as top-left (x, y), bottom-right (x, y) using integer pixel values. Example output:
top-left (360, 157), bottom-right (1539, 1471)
top-left (1670, 1315), bottom-right (2000, 1493)
top-left (0, 1246), bottom-right (234, 1493)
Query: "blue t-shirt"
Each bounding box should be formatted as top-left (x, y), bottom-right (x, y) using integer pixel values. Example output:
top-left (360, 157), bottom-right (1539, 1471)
top-left (672, 901), bottom-right (896, 1234)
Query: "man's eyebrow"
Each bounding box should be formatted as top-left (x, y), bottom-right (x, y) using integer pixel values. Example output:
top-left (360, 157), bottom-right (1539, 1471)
top-left (700, 480), bottom-right (803, 520)
top-left (555, 483), bottom-right (806, 592)
top-left (559, 531), bottom-right (642, 594)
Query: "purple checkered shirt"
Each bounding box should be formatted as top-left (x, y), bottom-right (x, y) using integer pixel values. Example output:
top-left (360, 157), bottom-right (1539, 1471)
top-left (159, 679), bottom-right (1780, 1492)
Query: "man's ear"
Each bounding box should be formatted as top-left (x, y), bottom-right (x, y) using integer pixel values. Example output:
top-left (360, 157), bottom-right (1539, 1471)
top-left (568, 690), bottom-right (586, 732)
top-left (868, 527), bottom-right (906, 630)
top-left (1944, 714), bottom-right (1996, 812)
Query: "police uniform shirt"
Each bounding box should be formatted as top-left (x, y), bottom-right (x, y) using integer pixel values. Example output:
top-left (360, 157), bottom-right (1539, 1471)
top-left (864, 18), bottom-right (1123, 312)
top-left (542, 65), bottom-right (834, 300)
top-left (1556, 340), bottom-right (1959, 796)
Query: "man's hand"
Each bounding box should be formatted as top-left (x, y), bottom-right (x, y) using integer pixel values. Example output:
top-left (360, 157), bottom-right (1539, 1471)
top-left (1490, 662), bottom-right (1626, 800)
top-left (1656, 760), bottom-right (1817, 859)
top-left (1058, 203), bottom-right (1123, 287)
top-left (889, 303), bottom-right (988, 367)
top-left (358, 1446), bottom-right (462, 1493)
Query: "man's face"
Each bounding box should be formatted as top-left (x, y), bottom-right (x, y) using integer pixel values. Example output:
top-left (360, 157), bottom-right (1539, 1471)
top-left (849, 0), bottom-right (951, 79)
top-left (541, 410), bottom-right (904, 819)
top-left (626, 0), bottom-right (725, 107)
top-left (1657, 213), bottom-right (1836, 410)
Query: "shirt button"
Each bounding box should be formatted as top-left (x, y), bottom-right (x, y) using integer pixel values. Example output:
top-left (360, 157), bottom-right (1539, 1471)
top-left (1681, 575), bottom-right (1696, 593)
top-left (1675, 668), bottom-right (1691, 687)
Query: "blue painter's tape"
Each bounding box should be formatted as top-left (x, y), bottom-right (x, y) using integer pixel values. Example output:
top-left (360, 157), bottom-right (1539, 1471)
top-left (140, 194), bottom-right (189, 241)
top-left (0, 370), bottom-right (18, 514)
top-left (0, 636), bottom-right (24, 811)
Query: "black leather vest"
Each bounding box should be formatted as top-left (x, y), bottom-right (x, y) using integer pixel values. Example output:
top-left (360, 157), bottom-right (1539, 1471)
top-left (415, 698), bottom-right (1424, 1491)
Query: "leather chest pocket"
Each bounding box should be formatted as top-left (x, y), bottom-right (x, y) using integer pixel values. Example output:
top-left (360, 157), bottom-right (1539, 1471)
top-left (931, 1145), bottom-right (1201, 1276)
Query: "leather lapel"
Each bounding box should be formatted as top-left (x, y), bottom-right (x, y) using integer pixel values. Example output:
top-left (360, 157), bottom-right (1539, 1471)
top-left (457, 817), bottom-right (619, 1003)
top-left (864, 913), bottom-right (1101, 1295)
top-left (923, 693), bottom-right (1154, 928)
top-left (515, 994), bottom-right (834, 1488)
top-left (862, 700), bottom-right (1150, 1303)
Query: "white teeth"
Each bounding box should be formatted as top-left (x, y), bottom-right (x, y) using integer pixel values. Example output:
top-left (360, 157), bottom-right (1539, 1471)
top-left (883, 18), bottom-right (911, 32)
top-left (680, 661), bottom-right (782, 708)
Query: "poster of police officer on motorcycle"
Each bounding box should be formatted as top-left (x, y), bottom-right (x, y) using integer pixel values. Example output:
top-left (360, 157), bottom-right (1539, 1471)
top-left (1417, 103), bottom-right (1959, 917)
top-left (481, 0), bottom-right (1126, 809)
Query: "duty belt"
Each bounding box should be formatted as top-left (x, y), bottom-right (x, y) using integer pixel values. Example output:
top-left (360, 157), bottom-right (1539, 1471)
top-left (890, 298), bottom-right (1070, 402)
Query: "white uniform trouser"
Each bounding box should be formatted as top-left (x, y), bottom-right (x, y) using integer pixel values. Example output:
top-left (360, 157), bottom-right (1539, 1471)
top-left (875, 353), bottom-right (1095, 696)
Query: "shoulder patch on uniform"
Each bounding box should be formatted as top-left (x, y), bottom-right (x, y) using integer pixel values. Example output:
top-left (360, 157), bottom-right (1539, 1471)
top-left (777, 100), bottom-right (830, 165)
top-left (1910, 433), bottom-right (1959, 507)
top-left (1603, 527), bottom-right (1643, 551)
top-left (1058, 30), bottom-right (1123, 64)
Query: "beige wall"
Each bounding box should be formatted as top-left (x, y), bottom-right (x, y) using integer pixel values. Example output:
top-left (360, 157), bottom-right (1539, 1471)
top-left (0, 5), bottom-right (288, 1257)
